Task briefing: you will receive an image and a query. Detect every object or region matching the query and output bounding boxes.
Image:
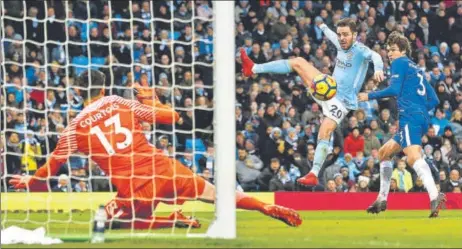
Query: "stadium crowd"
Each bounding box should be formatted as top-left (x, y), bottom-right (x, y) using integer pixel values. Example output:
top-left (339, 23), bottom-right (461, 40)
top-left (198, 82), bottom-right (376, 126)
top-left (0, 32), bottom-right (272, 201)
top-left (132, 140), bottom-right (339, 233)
top-left (1, 0), bottom-right (461, 194)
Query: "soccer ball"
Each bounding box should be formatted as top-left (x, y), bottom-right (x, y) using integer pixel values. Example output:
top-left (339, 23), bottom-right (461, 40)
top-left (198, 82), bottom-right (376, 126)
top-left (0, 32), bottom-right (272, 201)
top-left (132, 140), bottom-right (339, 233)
top-left (309, 74), bottom-right (337, 101)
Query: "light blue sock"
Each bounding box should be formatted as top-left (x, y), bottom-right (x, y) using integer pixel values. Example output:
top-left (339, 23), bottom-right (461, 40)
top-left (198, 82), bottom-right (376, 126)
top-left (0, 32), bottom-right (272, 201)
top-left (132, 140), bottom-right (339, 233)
top-left (253, 60), bottom-right (292, 74)
top-left (310, 139), bottom-right (329, 177)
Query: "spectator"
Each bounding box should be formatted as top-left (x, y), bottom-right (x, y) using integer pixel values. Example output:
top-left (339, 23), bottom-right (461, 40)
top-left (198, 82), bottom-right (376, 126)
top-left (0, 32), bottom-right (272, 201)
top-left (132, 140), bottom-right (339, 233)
top-left (74, 180), bottom-right (89, 192)
top-left (392, 160), bottom-right (414, 193)
top-left (441, 169), bottom-right (461, 192)
top-left (344, 127), bottom-right (365, 157)
top-left (198, 143), bottom-right (214, 178)
top-left (236, 148), bottom-right (263, 191)
top-left (333, 173), bottom-right (348, 192)
top-left (442, 138), bottom-right (458, 165)
top-left (201, 168), bottom-right (214, 184)
top-left (389, 178), bottom-right (404, 193)
top-left (363, 126), bottom-right (381, 157)
top-left (179, 149), bottom-right (200, 173)
top-left (20, 130), bottom-right (42, 174)
top-left (339, 153), bottom-right (360, 183)
top-left (370, 119), bottom-right (386, 142)
top-left (409, 177), bottom-right (426, 192)
top-left (269, 166), bottom-right (295, 191)
top-left (378, 109), bottom-right (395, 134)
top-left (5, 133), bottom-right (22, 176)
top-left (257, 157), bottom-right (281, 191)
top-left (431, 108), bottom-right (450, 136)
top-left (357, 175), bottom-right (370, 192)
top-left (325, 179), bottom-right (337, 192)
top-left (52, 174), bottom-right (71, 192)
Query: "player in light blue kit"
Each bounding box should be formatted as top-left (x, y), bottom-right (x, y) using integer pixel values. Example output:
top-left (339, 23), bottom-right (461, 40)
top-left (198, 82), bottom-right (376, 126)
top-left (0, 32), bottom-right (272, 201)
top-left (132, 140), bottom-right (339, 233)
top-left (358, 32), bottom-right (446, 218)
top-left (240, 18), bottom-right (384, 186)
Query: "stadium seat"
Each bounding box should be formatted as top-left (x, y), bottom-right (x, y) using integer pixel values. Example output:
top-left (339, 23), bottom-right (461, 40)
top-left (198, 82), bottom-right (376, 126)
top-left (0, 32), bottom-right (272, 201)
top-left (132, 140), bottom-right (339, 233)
top-left (80, 22), bottom-right (88, 42)
top-left (429, 46), bottom-right (439, 54)
top-left (25, 66), bottom-right (37, 86)
top-left (71, 56), bottom-right (89, 76)
top-left (91, 56), bottom-right (106, 70)
top-left (133, 49), bottom-right (143, 61)
top-left (185, 138), bottom-right (206, 163)
top-left (272, 43), bottom-right (281, 50)
top-left (169, 31), bottom-right (181, 40)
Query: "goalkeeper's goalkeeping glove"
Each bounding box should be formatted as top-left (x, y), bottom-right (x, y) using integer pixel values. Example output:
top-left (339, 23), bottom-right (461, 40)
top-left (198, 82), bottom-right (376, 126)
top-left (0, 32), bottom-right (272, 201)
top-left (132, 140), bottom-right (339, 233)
top-left (9, 174), bottom-right (49, 192)
top-left (132, 83), bottom-right (180, 123)
top-left (133, 82), bottom-right (159, 105)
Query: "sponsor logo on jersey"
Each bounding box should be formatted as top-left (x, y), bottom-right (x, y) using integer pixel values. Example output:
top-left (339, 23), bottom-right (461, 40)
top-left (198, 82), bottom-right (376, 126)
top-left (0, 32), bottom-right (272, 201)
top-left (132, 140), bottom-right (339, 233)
top-left (346, 52), bottom-right (353, 60)
top-left (335, 58), bottom-right (352, 69)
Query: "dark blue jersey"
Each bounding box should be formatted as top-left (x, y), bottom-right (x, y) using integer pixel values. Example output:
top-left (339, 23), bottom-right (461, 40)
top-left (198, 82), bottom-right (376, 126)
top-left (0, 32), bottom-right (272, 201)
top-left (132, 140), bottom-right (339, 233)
top-left (368, 56), bottom-right (439, 118)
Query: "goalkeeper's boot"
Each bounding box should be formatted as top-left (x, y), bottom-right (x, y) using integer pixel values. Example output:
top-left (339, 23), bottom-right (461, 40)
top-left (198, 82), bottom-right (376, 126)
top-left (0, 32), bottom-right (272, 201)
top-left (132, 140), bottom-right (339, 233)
top-left (429, 192), bottom-right (446, 218)
top-left (366, 200), bottom-right (387, 214)
top-left (170, 210), bottom-right (201, 228)
top-left (263, 205), bottom-right (302, 227)
top-left (240, 48), bottom-right (255, 77)
top-left (296, 172), bottom-right (319, 186)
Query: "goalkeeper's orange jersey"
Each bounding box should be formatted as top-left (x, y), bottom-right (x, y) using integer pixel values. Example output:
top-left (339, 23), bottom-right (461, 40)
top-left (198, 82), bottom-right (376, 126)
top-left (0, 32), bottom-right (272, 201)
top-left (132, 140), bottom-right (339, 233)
top-left (33, 95), bottom-right (179, 181)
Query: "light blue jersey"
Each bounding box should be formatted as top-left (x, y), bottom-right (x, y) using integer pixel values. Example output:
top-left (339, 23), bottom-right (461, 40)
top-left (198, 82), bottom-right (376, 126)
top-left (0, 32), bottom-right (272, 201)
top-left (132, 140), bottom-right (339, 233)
top-left (320, 24), bottom-right (384, 110)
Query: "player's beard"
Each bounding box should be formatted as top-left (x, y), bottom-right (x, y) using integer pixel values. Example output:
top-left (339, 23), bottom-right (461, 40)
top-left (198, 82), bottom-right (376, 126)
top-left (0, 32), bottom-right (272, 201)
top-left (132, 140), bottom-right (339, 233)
top-left (341, 39), bottom-right (353, 50)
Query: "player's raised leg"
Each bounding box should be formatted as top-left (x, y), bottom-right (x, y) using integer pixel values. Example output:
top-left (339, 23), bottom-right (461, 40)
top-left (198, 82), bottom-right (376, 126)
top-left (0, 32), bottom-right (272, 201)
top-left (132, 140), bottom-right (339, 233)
top-left (240, 48), bottom-right (321, 88)
top-left (366, 139), bottom-right (400, 214)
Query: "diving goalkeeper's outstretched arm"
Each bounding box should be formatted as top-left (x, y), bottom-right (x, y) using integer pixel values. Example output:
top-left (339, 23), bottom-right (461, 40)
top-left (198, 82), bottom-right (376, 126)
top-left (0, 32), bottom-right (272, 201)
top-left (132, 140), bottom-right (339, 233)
top-left (9, 124), bottom-right (78, 190)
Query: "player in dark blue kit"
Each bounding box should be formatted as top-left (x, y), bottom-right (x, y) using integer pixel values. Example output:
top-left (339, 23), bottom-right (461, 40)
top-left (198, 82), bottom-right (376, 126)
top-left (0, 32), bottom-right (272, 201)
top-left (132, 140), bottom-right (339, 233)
top-left (358, 32), bottom-right (446, 218)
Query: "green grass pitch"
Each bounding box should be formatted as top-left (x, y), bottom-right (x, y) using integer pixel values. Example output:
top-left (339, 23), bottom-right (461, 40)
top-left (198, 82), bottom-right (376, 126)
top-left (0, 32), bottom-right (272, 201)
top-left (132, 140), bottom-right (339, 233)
top-left (2, 210), bottom-right (462, 248)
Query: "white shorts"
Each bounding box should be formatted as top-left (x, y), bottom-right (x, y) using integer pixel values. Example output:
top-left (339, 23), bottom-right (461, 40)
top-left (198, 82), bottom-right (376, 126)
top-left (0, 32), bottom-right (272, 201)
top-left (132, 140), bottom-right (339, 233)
top-left (313, 96), bottom-right (349, 125)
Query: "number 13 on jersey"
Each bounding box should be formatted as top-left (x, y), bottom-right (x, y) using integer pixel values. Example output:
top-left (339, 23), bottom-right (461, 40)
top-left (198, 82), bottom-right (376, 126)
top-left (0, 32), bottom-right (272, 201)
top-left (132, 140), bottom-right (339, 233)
top-left (90, 113), bottom-right (133, 155)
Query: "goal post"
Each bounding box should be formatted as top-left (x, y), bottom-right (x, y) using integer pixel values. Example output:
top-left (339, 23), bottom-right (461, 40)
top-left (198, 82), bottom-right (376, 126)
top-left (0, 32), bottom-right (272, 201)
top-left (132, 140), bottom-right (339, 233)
top-left (206, 0), bottom-right (236, 239)
top-left (1, 0), bottom-right (236, 241)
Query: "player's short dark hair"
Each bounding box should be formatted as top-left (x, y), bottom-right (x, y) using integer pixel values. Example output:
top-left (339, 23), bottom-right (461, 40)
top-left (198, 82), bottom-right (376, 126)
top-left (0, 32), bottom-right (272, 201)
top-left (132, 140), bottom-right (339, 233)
top-left (74, 70), bottom-right (106, 100)
top-left (387, 31), bottom-right (412, 55)
top-left (337, 18), bottom-right (357, 33)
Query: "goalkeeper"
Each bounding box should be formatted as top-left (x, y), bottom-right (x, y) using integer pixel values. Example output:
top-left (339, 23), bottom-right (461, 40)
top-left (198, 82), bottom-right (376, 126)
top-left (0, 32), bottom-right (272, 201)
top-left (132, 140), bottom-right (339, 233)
top-left (10, 70), bottom-right (302, 229)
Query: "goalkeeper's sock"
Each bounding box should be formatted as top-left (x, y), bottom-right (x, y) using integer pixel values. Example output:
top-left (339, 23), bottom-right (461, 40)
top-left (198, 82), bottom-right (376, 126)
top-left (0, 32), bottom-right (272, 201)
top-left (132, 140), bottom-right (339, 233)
top-left (236, 191), bottom-right (266, 213)
top-left (378, 160), bottom-right (393, 202)
top-left (310, 139), bottom-right (329, 177)
top-left (413, 158), bottom-right (439, 201)
top-left (252, 60), bottom-right (292, 74)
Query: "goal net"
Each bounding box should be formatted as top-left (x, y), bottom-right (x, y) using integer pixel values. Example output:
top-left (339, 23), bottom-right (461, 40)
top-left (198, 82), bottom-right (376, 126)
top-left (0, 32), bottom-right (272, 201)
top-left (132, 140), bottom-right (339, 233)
top-left (1, 0), bottom-right (235, 241)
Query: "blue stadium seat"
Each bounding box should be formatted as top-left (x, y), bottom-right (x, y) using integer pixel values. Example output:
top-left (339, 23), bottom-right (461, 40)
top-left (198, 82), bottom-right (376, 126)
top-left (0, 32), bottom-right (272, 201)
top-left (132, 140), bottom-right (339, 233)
top-left (133, 49), bottom-right (143, 61)
top-left (80, 22), bottom-right (88, 42)
top-left (169, 31), bottom-right (181, 40)
top-left (91, 57), bottom-right (106, 70)
top-left (185, 138), bottom-right (206, 163)
top-left (26, 67), bottom-right (37, 86)
top-left (429, 46), bottom-right (438, 54)
top-left (71, 56), bottom-right (89, 76)
top-left (272, 43), bottom-right (281, 50)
